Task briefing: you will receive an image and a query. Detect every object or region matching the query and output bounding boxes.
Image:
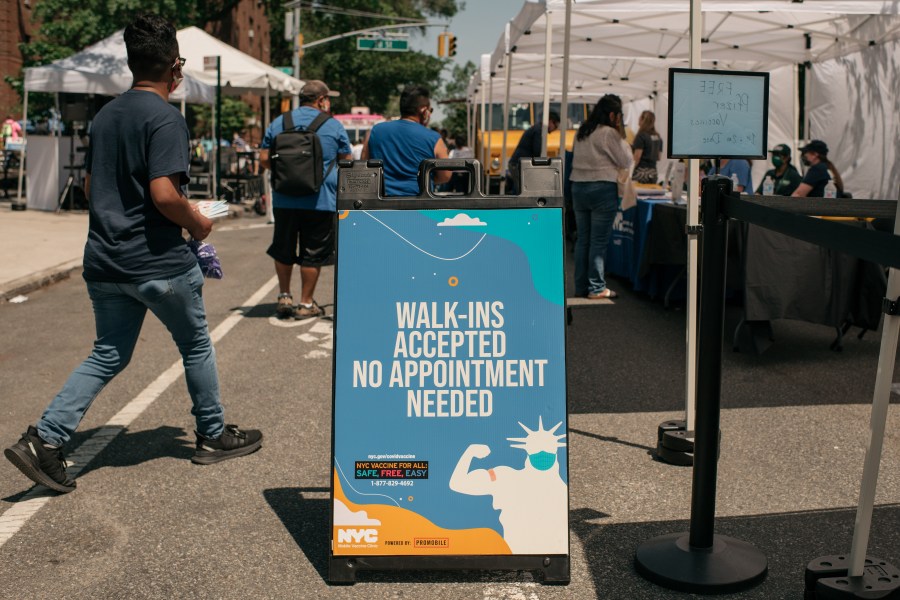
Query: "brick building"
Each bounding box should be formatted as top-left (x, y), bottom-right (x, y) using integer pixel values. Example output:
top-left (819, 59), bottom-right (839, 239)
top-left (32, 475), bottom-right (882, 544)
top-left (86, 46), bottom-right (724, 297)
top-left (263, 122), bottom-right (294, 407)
top-left (0, 0), bottom-right (34, 116)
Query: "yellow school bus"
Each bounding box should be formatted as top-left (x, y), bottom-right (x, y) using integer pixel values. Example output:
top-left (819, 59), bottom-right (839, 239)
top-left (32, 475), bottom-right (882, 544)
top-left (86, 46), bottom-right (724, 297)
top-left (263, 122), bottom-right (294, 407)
top-left (474, 102), bottom-right (589, 191)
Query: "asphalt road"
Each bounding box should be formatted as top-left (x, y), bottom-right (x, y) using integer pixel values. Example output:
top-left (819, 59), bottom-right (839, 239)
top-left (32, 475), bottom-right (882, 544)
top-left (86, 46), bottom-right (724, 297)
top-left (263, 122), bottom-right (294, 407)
top-left (0, 214), bottom-right (898, 599)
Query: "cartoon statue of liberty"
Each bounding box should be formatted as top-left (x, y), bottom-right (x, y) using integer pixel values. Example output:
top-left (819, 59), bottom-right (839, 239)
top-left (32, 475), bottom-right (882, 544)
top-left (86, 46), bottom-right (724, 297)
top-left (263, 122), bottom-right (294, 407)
top-left (449, 417), bottom-right (567, 554)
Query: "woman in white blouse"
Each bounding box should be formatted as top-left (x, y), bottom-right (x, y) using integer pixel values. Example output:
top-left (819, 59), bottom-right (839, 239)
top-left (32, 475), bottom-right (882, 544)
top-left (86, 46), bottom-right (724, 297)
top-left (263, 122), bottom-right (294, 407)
top-left (570, 94), bottom-right (633, 299)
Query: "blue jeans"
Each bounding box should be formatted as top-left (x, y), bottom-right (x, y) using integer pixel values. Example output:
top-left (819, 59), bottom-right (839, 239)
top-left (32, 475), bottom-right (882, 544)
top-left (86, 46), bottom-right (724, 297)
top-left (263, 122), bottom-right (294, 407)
top-left (38, 264), bottom-right (224, 446)
top-left (572, 180), bottom-right (619, 296)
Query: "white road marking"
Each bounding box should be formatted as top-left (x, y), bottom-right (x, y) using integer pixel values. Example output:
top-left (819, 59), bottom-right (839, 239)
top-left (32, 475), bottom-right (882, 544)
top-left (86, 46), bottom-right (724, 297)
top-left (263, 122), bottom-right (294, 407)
top-left (0, 275), bottom-right (278, 548)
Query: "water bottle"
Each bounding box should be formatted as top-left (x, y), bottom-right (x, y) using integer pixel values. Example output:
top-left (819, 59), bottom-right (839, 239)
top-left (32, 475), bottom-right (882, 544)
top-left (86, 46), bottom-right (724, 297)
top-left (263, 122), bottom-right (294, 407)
top-left (762, 175), bottom-right (774, 196)
top-left (824, 179), bottom-right (837, 199)
top-left (731, 172), bottom-right (740, 192)
top-left (670, 161), bottom-right (685, 203)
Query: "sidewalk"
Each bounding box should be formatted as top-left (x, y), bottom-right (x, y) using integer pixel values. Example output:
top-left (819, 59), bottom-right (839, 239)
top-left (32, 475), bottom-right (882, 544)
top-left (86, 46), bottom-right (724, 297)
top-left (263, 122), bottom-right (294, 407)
top-left (0, 205), bottom-right (88, 300)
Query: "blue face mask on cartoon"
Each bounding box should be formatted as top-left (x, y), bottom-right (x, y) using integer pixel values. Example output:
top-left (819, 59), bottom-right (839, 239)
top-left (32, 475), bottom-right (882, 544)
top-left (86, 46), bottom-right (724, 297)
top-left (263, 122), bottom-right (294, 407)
top-left (528, 451), bottom-right (556, 470)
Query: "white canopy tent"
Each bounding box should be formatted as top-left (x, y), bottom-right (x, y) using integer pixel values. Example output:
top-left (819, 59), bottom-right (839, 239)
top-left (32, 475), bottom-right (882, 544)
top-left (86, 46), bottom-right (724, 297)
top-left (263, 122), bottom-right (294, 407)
top-left (18, 26), bottom-right (304, 206)
top-left (469, 0), bottom-right (900, 197)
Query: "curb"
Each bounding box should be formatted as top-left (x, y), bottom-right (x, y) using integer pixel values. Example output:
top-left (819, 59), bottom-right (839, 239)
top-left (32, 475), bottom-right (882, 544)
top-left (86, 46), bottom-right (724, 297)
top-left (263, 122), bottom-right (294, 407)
top-left (0, 258), bottom-right (83, 302)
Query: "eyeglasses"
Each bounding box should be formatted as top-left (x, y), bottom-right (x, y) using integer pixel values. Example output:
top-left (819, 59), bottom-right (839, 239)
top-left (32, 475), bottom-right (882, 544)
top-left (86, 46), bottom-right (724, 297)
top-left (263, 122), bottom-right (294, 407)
top-left (173, 57), bottom-right (186, 69)
top-left (425, 106), bottom-right (434, 114)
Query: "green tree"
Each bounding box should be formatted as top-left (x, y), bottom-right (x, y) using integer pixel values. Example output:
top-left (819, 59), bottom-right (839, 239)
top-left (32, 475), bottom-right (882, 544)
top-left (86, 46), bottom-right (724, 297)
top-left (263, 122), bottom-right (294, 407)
top-left (5, 0), bottom-right (248, 118)
top-left (264, 0), bottom-right (461, 115)
top-left (191, 97), bottom-right (253, 139)
top-left (436, 59), bottom-right (475, 137)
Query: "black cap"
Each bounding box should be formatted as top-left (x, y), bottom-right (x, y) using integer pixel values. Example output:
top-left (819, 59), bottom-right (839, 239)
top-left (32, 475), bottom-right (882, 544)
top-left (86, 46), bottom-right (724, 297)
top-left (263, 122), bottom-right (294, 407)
top-left (768, 143), bottom-right (791, 157)
top-left (800, 139), bottom-right (829, 156)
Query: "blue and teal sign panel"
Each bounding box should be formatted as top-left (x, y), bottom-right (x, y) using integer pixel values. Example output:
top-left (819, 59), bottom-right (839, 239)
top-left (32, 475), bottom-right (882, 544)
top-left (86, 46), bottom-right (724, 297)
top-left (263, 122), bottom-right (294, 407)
top-left (329, 159), bottom-right (569, 583)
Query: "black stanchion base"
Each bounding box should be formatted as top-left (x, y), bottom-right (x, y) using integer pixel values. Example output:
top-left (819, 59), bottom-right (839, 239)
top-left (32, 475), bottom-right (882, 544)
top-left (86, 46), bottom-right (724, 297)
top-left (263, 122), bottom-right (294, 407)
top-left (655, 420), bottom-right (694, 466)
top-left (805, 555), bottom-right (900, 599)
top-left (11, 202), bottom-right (26, 211)
top-left (635, 532), bottom-right (767, 594)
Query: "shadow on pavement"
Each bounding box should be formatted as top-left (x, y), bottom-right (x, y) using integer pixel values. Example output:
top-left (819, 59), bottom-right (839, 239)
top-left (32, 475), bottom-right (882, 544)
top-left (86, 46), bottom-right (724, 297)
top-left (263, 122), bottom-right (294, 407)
top-left (570, 504), bottom-right (900, 598)
top-left (263, 485), bottom-right (900, 595)
top-left (70, 425), bottom-right (192, 479)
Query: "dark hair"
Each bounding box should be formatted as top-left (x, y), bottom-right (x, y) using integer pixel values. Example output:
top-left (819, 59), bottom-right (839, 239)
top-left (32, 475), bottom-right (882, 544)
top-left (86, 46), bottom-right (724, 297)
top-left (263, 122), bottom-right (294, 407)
top-left (576, 94), bottom-right (622, 141)
top-left (454, 134), bottom-right (467, 148)
top-left (548, 111), bottom-right (561, 124)
top-left (825, 159), bottom-right (845, 193)
top-left (399, 85), bottom-right (431, 118)
top-left (124, 14), bottom-right (179, 81)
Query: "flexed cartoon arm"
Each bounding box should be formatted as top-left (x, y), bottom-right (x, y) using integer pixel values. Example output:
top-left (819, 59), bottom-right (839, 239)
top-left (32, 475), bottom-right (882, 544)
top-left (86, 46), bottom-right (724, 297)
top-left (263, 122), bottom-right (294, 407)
top-left (449, 444), bottom-right (493, 496)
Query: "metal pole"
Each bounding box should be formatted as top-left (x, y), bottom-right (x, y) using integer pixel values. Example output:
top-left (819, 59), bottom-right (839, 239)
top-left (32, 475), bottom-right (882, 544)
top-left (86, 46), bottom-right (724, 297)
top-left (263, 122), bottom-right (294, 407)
top-left (500, 38), bottom-right (513, 196)
top-left (215, 56), bottom-right (222, 199)
top-left (848, 197), bottom-right (900, 576)
top-left (685, 0), bottom-right (702, 432)
top-left (486, 73), bottom-right (494, 196)
top-left (558, 0), bottom-right (572, 170)
top-left (540, 9), bottom-right (553, 157)
top-left (689, 177), bottom-right (730, 549)
top-left (16, 90), bottom-right (28, 204)
top-left (264, 87), bottom-right (274, 223)
top-left (292, 6), bottom-right (301, 109)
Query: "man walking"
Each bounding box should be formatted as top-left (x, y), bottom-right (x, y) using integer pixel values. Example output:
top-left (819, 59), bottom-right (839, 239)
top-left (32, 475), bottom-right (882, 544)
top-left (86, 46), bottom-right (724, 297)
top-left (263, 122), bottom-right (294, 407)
top-left (4, 15), bottom-right (263, 494)
top-left (362, 85), bottom-right (450, 196)
top-left (260, 80), bottom-right (351, 319)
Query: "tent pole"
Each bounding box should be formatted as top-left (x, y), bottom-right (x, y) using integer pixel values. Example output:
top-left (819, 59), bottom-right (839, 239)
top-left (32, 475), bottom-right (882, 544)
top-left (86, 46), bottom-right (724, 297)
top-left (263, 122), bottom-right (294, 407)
top-left (684, 0), bottom-right (702, 434)
top-left (540, 9), bottom-right (553, 157)
top-left (16, 90), bottom-right (29, 204)
top-left (486, 72), bottom-right (494, 195)
top-left (500, 26), bottom-right (513, 196)
top-left (792, 64), bottom-right (800, 157)
top-left (559, 0), bottom-right (572, 171)
top-left (180, 99), bottom-right (186, 117)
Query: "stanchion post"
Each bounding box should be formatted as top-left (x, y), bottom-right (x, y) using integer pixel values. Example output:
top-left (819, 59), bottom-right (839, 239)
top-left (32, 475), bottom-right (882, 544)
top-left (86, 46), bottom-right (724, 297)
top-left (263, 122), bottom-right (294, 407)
top-left (635, 176), bottom-right (767, 594)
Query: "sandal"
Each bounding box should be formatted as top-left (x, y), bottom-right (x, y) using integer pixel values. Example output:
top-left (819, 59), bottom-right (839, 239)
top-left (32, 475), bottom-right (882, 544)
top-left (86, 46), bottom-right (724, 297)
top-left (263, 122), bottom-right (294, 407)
top-left (587, 289), bottom-right (618, 300)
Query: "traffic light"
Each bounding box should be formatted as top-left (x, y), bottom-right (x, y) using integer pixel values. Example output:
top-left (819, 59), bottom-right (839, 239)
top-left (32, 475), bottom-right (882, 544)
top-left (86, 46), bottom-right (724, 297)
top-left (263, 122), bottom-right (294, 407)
top-left (437, 32), bottom-right (448, 57)
top-left (447, 34), bottom-right (457, 57)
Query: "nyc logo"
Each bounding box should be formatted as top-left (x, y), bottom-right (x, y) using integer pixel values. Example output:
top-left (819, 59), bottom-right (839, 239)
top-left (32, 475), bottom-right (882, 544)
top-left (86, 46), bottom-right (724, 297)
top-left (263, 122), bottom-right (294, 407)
top-left (337, 528), bottom-right (378, 543)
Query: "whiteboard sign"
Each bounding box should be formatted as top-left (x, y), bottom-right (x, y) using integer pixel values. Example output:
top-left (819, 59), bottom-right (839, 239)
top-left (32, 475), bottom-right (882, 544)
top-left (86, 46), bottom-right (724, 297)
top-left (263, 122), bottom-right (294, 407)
top-left (667, 68), bottom-right (769, 159)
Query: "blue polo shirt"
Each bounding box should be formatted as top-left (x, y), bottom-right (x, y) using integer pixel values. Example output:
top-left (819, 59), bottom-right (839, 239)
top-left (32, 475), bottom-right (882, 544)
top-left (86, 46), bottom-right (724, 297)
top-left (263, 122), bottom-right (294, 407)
top-left (710, 159), bottom-right (753, 193)
top-left (262, 106), bottom-right (351, 211)
top-left (366, 120), bottom-right (441, 196)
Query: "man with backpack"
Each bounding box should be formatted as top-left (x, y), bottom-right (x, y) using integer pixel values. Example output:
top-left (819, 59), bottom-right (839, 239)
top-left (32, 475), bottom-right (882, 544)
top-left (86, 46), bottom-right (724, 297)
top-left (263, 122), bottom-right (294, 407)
top-left (260, 80), bottom-right (351, 319)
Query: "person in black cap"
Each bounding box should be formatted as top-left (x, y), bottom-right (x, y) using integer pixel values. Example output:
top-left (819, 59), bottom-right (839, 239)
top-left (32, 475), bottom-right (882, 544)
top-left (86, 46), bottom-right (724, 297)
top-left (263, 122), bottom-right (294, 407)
top-left (792, 139), bottom-right (844, 198)
top-left (755, 143), bottom-right (802, 196)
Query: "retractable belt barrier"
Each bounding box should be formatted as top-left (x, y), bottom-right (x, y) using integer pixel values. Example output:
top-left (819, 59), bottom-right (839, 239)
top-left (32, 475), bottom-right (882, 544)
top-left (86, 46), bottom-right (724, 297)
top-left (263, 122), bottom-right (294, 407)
top-left (329, 158), bottom-right (570, 584)
top-left (636, 177), bottom-right (900, 598)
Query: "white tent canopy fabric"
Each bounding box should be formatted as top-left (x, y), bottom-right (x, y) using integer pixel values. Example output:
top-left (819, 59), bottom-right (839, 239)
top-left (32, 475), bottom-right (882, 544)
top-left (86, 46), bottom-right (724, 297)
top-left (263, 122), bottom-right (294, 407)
top-left (469, 0), bottom-right (900, 199)
top-left (24, 26), bottom-right (304, 101)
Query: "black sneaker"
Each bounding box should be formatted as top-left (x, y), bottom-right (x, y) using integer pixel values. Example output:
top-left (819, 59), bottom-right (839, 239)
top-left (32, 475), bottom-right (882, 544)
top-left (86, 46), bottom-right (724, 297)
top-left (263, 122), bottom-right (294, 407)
top-left (4, 426), bottom-right (76, 493)
top-left (191, 424), bottom-right (263, 465)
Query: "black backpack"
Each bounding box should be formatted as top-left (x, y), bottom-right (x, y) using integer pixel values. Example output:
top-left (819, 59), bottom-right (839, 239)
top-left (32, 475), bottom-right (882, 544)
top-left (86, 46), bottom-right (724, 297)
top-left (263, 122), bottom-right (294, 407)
top-left (270, 110), bottom-right (334, 197)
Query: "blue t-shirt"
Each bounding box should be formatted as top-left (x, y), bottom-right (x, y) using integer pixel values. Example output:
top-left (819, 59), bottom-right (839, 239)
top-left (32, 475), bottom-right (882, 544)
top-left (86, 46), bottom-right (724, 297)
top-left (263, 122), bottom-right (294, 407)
top-left (801, 161), bottom-right (831, 197)
top-left (711, 159), bottom-right (753, 193)
top-left (366, 120), bottom-right (441, 196)
top-left (262, 106), bottom-right (351, 211)
top-left (83, 89), bottom-right (194, 283)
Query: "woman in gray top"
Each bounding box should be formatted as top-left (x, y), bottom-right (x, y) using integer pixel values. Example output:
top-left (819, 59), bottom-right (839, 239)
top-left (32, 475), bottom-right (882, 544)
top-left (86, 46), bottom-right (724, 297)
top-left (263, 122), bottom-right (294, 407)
top-left (570, 95), bottom-right (633, 299)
